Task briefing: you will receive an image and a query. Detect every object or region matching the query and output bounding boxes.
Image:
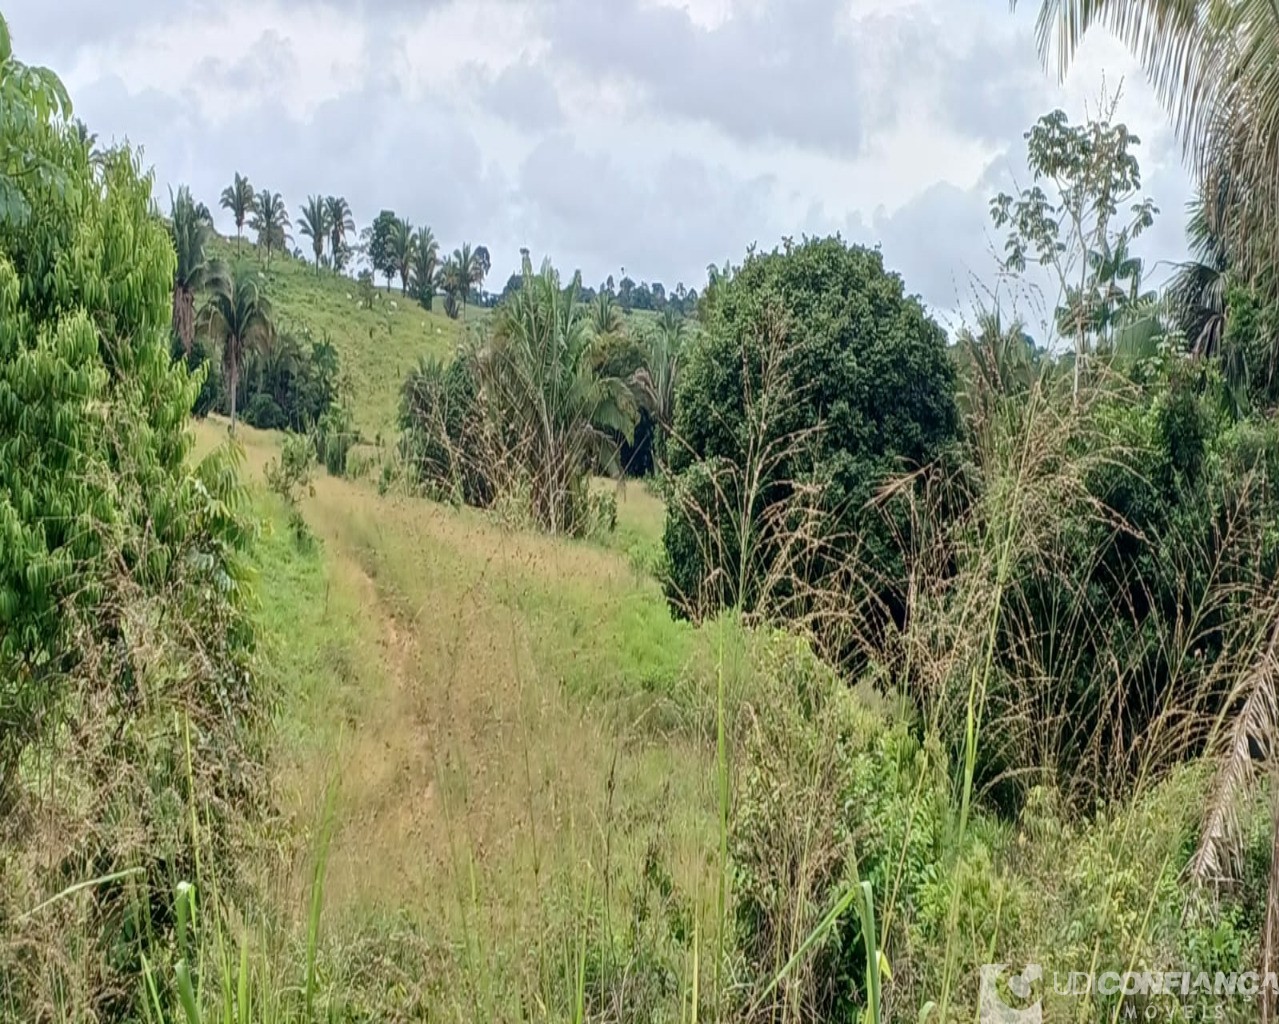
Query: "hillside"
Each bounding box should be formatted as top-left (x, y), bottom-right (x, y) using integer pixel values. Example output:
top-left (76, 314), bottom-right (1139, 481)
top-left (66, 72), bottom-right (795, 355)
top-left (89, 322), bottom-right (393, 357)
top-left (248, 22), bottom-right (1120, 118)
top-left (208, 236), bottom-right (467, 438)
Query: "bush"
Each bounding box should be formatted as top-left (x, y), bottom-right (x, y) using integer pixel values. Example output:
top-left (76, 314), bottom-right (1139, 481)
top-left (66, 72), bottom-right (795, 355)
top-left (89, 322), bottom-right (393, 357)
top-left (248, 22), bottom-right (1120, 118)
top-left (665, 236), bottom-right (959, 622)
top-left (243, 391), bottom-right (287, 430)
top-left (315, 401), bottom-right (358, 477)
top-left (0, 39), bottom-right (259, 1018)
top-left (399, 352), bottom-right (494, 505)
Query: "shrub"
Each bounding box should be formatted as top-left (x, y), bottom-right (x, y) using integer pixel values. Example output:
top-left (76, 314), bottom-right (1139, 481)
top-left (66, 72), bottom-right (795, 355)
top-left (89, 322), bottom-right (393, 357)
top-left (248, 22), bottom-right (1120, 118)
top-left (315, 401), bottom-right (358, 477)
top-left (664, 236), bottom-right (959, 622)
top-left (400, 352), bottom-right (494, 506)
top-left (0, 32), bottom-right (259, 1017)
top-left (243, 391), bottom-right (287, 430)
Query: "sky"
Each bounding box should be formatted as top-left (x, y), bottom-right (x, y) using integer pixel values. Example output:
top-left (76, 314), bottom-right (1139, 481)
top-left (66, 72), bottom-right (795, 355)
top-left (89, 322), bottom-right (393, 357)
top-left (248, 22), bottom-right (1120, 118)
top-left (6, 0), bottom-right (1195, 333)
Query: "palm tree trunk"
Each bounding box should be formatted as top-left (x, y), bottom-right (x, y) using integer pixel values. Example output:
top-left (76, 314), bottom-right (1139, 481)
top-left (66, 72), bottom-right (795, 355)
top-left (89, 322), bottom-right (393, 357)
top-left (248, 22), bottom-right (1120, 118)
top-left (229, 355), bottom-right (239, 433)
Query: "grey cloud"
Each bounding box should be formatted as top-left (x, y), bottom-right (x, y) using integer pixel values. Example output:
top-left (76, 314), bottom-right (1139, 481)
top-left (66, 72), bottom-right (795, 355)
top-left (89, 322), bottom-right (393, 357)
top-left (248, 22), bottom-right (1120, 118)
top-left (518, 134), bottom-right (778, 288)
top-left (473, 59), bottom-right (563, 129)
top-left (543, 0), bottom-right (864, 157)
top-left (4, 0), bottom-right (205, 61)
top-left (196, 30), bottom-right (298, 94)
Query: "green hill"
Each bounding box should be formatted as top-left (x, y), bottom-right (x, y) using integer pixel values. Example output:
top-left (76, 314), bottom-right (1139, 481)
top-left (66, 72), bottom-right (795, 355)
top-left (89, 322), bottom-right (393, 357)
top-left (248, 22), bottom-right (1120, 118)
top-left (209, 236), bottom-right (467, 439)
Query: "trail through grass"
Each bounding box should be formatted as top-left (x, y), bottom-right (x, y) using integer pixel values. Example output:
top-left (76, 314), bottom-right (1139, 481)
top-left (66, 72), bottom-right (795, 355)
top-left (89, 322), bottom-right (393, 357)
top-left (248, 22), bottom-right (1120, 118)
top-left (197, 420), bottom-right (725, 1007)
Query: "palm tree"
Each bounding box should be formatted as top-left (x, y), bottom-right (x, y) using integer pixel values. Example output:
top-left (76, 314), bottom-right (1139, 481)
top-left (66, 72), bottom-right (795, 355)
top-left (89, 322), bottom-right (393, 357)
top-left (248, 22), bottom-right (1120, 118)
top-left (954, 307), bottom-right (1038, 415)
top-left (325, 195), bottom-right (355, 271)
top-left (219, 172), bottom-right (254, 256)
top-left (410, 226), bottom-right (440, 308)
top-left (298, 194), bottom-right (330, 273)
top-left (641, 309), bottom-right (686, 464)
top-left (249, 189), bottom-right (290, 269)
top-left (439, 256), bottom-right (467, 319)
top-left (589, 292), bottom-right (624, 338)
top-left (1020, 0), bottom-right (1279, 293)
top-left (451, 242), bottom-right (485, 318)
top-left (200, 264), bottom-right (273, 431)
top-left (389, 217), bottom-right (415, 295)
top-left (478, 253), bottom-right (642, 534)
top-left (1170, 187), bottom-right (1231, 358)
top-left (169, 185), bottom-right (220, 355)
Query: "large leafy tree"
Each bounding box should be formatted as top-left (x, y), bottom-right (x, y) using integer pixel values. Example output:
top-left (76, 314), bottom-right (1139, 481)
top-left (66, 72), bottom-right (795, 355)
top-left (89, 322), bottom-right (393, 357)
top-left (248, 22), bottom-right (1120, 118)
top-left (0, 12), bottom-right (253, 812)
top-left (389, 216), bottom-right (415, 295)
top-left (219, 172), bottom-right (254, 256)
top-left (664, 236), bottom-right (959, 621)
top-left (477, 253), bottom-right (642, 534)
top-left (363, 209), bottom-right (398, 290)
top-left (249, 189), bottom-right (290, 269)
top-left (410, 225), bottom-right (440, 309)
top-left (170, 184), bottom-right (220, 354)
top-left (297, 193), bottom-right (330, 273)
top-left (325, 195), bottom-right (354, 271)
top-left (200, 264), bottom-right (274, 429)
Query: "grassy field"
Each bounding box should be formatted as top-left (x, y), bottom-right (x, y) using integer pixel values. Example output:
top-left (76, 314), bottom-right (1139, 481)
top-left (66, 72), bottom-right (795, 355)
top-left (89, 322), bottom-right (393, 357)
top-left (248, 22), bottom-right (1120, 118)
top-left (194, 418), bottom-right (746, 1016)
top-left (208, 237), bottom-right (468, 439)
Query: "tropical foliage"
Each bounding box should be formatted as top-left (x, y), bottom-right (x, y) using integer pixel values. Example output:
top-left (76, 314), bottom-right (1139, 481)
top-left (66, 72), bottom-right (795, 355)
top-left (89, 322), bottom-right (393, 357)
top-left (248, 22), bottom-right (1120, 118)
top-left (200, 263), bottom-right (275, 428)
top-left (250, 188), bottom-right (291, 268)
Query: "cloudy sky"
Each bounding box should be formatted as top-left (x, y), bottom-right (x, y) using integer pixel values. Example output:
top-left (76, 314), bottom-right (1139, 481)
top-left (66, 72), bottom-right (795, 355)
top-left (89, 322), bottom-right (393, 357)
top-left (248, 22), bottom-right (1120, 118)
top-left (7, 0), bottom-right (1194, 331)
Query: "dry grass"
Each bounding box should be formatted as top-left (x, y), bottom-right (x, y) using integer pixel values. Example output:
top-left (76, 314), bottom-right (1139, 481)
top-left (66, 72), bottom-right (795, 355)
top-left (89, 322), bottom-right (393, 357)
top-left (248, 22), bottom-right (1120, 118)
top-left (192, 419), bottom-right (728, 1000)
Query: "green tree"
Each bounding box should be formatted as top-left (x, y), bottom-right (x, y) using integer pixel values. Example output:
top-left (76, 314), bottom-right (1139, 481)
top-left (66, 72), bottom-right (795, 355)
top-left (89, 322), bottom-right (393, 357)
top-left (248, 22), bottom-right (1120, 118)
top-left (1020, 0), bottom-right (1279, 293)
top-left (664, 236), bottom-right (959, 621)
top-left (170, 184), bottom-right (220, 355)
top-left (410, 225), bottom-right (440, 309)
top-left (325, 195), bottom-right (354, 271)
top-left (0, 22), bottom-right (70, 227)
top-left (477, 253), bottom-right (643, 534)
top-left (249, 188), bottom-right (290, 268)
top-left (450, 242), bottom-right (485, 317)
top-left (589, 291), bottom-right (624, 338)
top-left (219, 171), bottom-right (253, 256)
top-left (389, 216), bottom-right (415, 295)
top-left (297, 193), bottom-right (330, 273)
top-left (200, 264), bottom-right (274, 429)
top-left (642, 309), bottom-right (686, 463)
top-left (0, 13), bottom-right (253, 796)
top-left (364, 209), bottom-right (398, 290)
top-left (439, 255), bottom-right (466, 319)
top-left (991, 106), bottom-right (1157, 395)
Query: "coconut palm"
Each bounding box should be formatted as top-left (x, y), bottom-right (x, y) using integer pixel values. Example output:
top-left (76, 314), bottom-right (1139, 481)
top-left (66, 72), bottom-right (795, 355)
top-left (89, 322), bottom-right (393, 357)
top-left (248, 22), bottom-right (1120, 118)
top-left (389, 217), bottom-right (415, 295)
top-left (200, 264), bottom-right (274, 430)
top-left (478, 253), bottom-right (643, 534)
top-left (169, 185), bottom-right (220, 356)
top-left (219, 172), bottom-right (254, 256)
top-left (298, 194), bottom-right (330, 273)
top-left (325, 195), bottom-right (355, 270)
top-left (249, 189), bottom-right (290, 269)
top-left (439, 256), bottom-right (467, 319)
top-left (410, 226), bottom-right (440, 307)
top-left (1170, 187), bottom-right (1231, 358)
top-left (451, 242), bottom-right (485, 318)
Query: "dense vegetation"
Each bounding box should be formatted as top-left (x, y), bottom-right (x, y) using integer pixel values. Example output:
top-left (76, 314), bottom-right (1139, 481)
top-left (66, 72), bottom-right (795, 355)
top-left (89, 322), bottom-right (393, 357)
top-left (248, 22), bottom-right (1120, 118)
top-left (11, 4), bottom-right (1279, 1023)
